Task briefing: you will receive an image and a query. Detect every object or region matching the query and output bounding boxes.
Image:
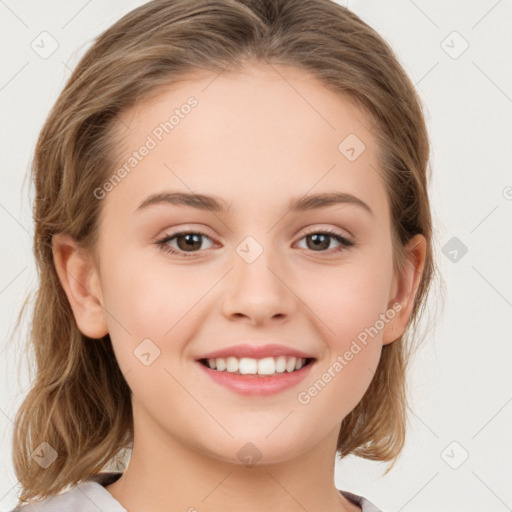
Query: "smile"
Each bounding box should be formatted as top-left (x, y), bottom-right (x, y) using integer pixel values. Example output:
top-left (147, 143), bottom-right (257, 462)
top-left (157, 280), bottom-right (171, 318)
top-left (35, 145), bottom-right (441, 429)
top-left (196, 357), bottom-right (316, 396)
top-left (199, 356), bottom-right (314, 376)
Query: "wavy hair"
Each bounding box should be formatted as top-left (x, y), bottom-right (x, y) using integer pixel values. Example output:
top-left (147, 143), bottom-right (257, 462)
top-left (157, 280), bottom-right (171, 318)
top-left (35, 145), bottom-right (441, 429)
top-left (10, 0), bottom-right (442, 504)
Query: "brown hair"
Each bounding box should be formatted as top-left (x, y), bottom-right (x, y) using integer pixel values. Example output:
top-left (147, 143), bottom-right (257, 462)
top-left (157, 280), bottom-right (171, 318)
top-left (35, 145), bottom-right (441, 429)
top-left (10, 0), bottom-right (441, 504)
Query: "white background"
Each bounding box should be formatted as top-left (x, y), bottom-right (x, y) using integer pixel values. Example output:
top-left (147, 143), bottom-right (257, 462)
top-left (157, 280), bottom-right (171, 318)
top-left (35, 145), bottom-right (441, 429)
top-left (1, 1), bottom-right (511, 511)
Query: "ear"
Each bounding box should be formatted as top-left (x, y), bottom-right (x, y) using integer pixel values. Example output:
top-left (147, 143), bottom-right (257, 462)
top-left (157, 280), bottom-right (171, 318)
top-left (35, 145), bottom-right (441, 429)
top-left (52, 233), bottom-right (109, 339)
top-left (382, 233), bottom-right (427, 346)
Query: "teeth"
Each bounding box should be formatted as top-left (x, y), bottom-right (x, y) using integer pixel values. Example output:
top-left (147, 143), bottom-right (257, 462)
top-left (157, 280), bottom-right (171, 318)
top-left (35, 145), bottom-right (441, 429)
top-left (257, 357), bottom-right (276, 375)
top-left (275, 355), bottom-right (287, 373)
top-left (239, 357), bottom-right (258, 374)
top-left (226, 356), bottom-right (238, 372)
top-left (204, 356), bottom-right (310, 375)
top-left (286, 357), bottom-right (297, 372)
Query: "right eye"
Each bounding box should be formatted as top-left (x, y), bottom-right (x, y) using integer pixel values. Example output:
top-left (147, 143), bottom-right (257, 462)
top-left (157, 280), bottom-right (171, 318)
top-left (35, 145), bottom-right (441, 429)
top-left (155, 231), bottom-right (216, 257)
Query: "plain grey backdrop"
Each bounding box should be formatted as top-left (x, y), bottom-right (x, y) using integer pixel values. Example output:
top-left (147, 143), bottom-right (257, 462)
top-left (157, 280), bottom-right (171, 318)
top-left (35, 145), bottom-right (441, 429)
top-left (1, 1), bottom-right (511, 511)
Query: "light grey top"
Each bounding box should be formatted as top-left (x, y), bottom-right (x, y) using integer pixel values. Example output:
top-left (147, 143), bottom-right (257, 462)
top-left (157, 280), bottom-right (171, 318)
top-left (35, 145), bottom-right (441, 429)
top-left (11, 472), bottom-right (384, 511)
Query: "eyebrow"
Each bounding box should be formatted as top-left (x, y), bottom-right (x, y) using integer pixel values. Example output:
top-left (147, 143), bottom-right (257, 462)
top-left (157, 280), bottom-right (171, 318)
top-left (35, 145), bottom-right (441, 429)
top-left (135, 191), bottom-right (373, 216)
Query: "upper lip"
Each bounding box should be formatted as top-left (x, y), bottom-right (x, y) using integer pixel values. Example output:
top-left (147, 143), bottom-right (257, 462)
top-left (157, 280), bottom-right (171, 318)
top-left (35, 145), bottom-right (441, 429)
top-left (197, 343), bottom-right (316, 361)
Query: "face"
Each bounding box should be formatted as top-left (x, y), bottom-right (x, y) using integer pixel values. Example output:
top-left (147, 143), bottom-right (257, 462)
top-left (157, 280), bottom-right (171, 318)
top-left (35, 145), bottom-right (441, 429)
top-left (56, 61), bottom-right (421, 466)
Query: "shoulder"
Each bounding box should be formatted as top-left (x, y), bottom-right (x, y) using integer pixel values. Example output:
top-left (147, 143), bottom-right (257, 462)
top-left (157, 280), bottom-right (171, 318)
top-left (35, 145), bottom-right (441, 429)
top-left (340, 489), bottom-right (385, 512)
top-left (10, 472), bottom-right (125, 512)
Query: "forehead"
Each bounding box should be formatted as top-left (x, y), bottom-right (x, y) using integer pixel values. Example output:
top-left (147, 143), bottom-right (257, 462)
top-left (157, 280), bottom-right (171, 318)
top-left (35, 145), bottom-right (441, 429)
top-left (102, 62), bottom-right (387, 222)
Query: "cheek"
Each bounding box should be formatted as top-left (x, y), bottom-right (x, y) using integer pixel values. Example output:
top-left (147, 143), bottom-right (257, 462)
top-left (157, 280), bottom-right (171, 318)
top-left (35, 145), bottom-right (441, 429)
top-left (295, 263), bottom-right (390, 420)
top-left (100, 253), bottom-right (213, 377)
top-left (102, 249), bottom-right (203, 334)
top-left (300, 255), bottom-right (393, 345)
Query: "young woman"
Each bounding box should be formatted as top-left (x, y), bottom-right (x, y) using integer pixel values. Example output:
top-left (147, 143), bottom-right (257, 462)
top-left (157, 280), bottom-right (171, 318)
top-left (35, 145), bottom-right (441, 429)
top-left (10, 1), bottom-right (436, 510)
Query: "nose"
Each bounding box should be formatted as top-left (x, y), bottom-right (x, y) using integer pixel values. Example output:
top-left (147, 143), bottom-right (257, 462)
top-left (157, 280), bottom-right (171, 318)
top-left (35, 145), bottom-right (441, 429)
top-left (221, 245), bottom-right (298, 325)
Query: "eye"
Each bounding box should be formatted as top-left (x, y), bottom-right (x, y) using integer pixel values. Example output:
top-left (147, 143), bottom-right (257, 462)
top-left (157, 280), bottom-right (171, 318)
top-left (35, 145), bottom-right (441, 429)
top-left (156, 230), bottom-right (215, 257)
top-left (296, 229), bottom-right (355, 254)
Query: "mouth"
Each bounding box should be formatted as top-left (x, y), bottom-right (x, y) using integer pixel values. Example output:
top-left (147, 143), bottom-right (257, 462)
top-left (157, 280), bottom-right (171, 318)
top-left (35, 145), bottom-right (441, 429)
top-left (197, 355), bottom-right (316, 377)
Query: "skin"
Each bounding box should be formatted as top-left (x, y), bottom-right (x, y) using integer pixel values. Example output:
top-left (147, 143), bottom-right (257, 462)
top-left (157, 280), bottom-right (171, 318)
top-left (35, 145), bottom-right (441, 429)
top-left (53, 61), bottom-right (426, 512)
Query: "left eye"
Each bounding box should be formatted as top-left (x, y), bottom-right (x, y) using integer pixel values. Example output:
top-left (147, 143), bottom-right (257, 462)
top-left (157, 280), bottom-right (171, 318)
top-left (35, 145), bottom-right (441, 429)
top-left (296, 230), bottom-right (354, 253)
top-left (155, 229), bottom-right (354, 257)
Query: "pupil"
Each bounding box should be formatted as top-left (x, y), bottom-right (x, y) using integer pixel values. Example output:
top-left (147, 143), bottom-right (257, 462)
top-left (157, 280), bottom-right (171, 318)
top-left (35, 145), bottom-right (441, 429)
top-left (178, 233), bottom-right (201, 251)
top-left (309, 234), bottom-right (329, 250)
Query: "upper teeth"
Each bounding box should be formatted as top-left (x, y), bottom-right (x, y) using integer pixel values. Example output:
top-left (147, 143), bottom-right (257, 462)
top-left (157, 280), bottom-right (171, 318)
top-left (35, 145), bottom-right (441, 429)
top-left (206, 356), bottom-right (308, 375)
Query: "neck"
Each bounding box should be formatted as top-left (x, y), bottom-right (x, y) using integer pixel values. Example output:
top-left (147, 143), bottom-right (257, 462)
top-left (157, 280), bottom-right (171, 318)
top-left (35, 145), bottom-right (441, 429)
top-left (104, 408), bottom-right (360, 512)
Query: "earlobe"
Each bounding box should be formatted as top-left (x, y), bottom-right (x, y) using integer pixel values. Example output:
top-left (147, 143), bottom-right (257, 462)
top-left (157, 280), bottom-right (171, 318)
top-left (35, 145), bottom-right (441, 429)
top-left (52, 233), bottom-right (109, 339)
top-left (382, 233), bottom-right (427, 345)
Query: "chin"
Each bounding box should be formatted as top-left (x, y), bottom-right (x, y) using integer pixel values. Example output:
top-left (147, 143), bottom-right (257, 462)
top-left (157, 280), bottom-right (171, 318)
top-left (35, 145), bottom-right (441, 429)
top-left (193, 429), bottom-right (311, 468)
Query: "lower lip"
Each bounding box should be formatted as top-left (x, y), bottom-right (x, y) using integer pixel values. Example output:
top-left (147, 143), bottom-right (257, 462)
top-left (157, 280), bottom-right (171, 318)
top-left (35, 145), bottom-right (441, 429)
top-left (196, 361), bottom-right (315, 396)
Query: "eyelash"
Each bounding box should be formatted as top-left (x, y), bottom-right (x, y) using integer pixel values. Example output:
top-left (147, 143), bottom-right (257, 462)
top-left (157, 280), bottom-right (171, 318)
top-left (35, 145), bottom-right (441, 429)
top-left (155, 228), bottom-right (355, 258)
